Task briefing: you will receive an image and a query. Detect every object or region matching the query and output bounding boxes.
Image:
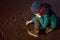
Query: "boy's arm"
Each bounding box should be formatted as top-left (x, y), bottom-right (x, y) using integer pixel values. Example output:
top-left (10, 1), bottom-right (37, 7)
top-left (26, 20), bottom-right (32, 26)
top-left (26, 16), bottom-right (36, 26)
top-left (26, 14), bottom-right (41, 26)
top-left (32, 14), bottom-right (41, 22)
top-left (50, 14), bottom-right (57, 29)
top-left (39, 14), bottom-right (49, 29)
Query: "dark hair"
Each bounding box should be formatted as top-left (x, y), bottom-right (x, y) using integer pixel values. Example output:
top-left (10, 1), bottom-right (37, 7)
top-left (41, 3), bottom-right (51, 11)
top-left (40, 3), bottom-right (52, 16)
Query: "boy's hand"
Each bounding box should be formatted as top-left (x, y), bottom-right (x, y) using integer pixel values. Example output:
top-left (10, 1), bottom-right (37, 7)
top-left (35, 13), bottom-right (41, 18)
top-left (26, 20), bottom-right (32, 26)
top-left (26, 21), bottom-right (30, 26)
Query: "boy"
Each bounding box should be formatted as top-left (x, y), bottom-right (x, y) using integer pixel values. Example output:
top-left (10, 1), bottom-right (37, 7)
top-left (26, 1), bottom-right (57, 37)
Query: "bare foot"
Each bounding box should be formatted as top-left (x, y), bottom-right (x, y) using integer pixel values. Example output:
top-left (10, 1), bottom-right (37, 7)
top-left (45, 28), bottom-right (52, 33)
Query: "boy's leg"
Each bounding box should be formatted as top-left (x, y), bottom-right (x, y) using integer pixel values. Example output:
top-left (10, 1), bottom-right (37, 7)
top-left (27, 17), bottom-right (40, 37)
top-left (34, 17), bottom-right (40, 32)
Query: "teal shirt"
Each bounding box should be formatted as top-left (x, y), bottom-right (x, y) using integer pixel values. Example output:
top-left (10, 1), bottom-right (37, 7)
top-left (32, 13), bottom-right (57, 29)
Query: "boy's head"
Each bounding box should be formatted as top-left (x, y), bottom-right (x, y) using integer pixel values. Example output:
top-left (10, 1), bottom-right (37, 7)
top-left (31, 1), bottom-right (52, 15)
